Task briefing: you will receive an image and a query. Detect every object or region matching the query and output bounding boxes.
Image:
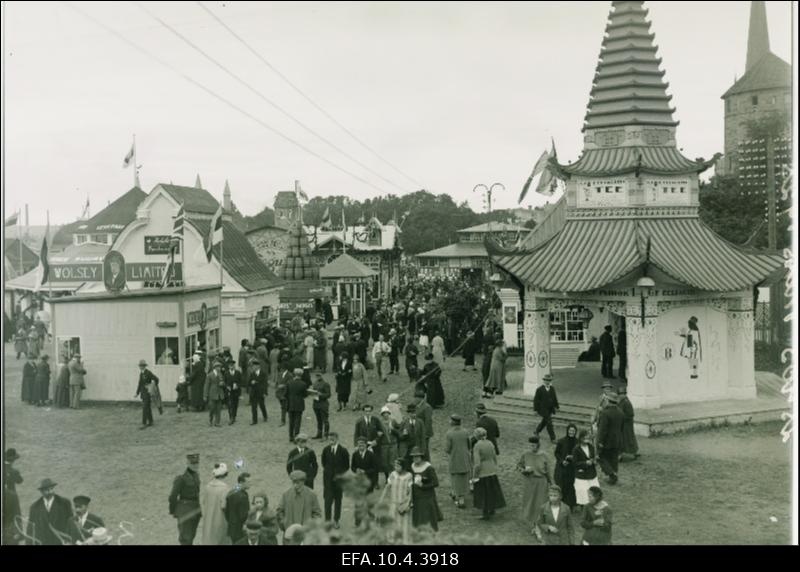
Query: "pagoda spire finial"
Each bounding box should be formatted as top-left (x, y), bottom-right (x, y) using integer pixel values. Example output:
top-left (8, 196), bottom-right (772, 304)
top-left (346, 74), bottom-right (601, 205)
top-left (223, 179), bottom-right (231, 211)
top-left (746, 1), bottom-right (770, 71)
top-left (195, 174), bottom-right (203, 189)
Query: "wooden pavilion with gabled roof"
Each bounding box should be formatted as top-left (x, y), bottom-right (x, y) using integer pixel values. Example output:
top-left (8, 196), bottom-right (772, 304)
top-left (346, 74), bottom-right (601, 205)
top-left (489, 0), bottom-right (784, 411)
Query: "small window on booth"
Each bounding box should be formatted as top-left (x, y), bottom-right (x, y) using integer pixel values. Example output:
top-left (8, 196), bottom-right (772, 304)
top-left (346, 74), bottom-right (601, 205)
top-left (155, 337), bottom-right (179, 365)
top-left (185, 334), bottom-right (197, 362)
top-left (207, 328), bottom-right (220, 353)
top-left (56, 336), bottom-right (81, 364)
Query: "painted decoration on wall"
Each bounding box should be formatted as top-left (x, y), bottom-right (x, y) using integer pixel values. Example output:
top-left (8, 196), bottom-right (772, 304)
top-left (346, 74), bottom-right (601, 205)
top-left (103, 250), bottom-right (127, 293)
top-left (645, 360), bottom-right (656, 379)
top-left (661, 343), bottom-right (674, 360)
top-left (538, 350), bottom-right (549, 369)
top-left (526, 351), bottom-right (536, 368)
top-left (676, 316), bottom-right (702, 380)
top-left (504, 306), bottom-right (517, 324)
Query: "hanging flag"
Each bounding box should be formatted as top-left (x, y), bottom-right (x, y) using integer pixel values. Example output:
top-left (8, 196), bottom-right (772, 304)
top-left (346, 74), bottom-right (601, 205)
top-left (341, 209), bottom-right (347, 231)
top-left (160, 242), bottom-right (177, 289)
top-left (296, 182), bottom-right (309, 202)
top-left (35, 228), bottom-right (49, 292)
top-left (534, 138), bottom-right (560, 197)
top-left (206, 205), bottom-right (223, 262)
top-left (518, 150), bottom-right (550, 203)
top-left (123, 143), bottom-right (135, 168)
top-left (5, 212), bottom-right (19, 227)
top-left (320, 206), bottom-right (332, 230)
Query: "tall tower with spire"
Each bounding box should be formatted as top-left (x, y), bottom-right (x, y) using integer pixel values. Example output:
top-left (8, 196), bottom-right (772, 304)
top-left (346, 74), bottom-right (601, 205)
top-left (720, 1), bottom-right (791, 177)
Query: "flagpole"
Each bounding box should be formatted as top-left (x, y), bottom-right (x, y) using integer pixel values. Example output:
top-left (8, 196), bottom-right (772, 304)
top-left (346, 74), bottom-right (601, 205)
top-left (18, 209), bottom-right (23, 277)
top-left (133, 134), bottom-right (140, 189)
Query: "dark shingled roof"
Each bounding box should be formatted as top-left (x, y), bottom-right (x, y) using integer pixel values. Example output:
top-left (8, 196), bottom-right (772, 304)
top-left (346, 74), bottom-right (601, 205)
top-left (4, 238), bottom-right (39, 274)
top-left (160, 184), bottom-right (221, 215)
top-left (722, 52), bottom-right (792, 98)
top-left (51, 221), bottom-right (85, 249)
top-left (80, 187), bottom-right (146, 234)
top-left (189, 218), bottom-right (283, 292)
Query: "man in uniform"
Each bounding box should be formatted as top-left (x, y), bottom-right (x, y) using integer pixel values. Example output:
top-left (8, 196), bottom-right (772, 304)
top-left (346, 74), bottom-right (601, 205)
top-left (168, 453), bottom-right (202, 545)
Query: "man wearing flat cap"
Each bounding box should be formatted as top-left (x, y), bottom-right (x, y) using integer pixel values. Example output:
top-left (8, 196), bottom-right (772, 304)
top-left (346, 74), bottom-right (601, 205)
top-left (276, 471), bottom-right (321, 532)
top-left (248, 358), bottom-right (269, 425)
top-left (71, 495), bottom-right (105, 543)
top-left (26, 478), bottom-right (74, 545)
top-left (169, 454), bottom-right (202, 545)
top-left (474, 403), bottom-right (501, 455)
top-left (397, 403), bottom-right (427, 463)
top-left (235, 520), bottom-right (266, 545)
top-left (286, 434), bottom-right (318, 489)
top-left (135, 359), bottom-right (159, 429)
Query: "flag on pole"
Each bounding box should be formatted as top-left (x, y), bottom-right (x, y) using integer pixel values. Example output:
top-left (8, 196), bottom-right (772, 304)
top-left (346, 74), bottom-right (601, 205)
top-left (161, 204), bottom-right (184, 288)
top-left (295, 181), bottom-right (309, 202)
top-left (4, 211), bottom-right (19, 227)
top-left (123, 143), bottom-right (135, 168)
top-left (206, 205), bottom-right (223, 262)
top-left (172, 203), bottom-right (185, 240)
top-left (341, 209), bottom-right (347, 231)
top-left (320, 207), bottom-right (332, 230)
top-left (518, 150), bottom-right (550, 203)
top-left (35, 226), bottom-right (49, 292)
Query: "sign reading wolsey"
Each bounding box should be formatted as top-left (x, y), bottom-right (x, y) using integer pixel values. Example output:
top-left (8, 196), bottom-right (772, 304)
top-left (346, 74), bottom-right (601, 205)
top-left (47, 252), bottom-right (183, 286)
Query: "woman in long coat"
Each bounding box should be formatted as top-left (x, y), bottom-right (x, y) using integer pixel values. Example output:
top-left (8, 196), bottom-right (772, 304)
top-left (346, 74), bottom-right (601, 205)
top-left (200, 465), bottom-right (231, 545)
top-left (485, 341), bottom-right (507, 397)
top-left (461, 331), bottom-right (477, 371)
top-left (189, 355), bottom-right (206, 412)
top-left (554, 424), bottom-right (579, 509)
top-left (335, 351), bottom-right (353, 411)
top-left (21, 355), bottom-right (37, 404)
top-left (351, 354), bottom-right (369, 410)
top-left (303, 331), bottom-right (315, 368)
top-left (383, 458), bottom-right (413, 540)
top-left (431, 333), bottom-right (445, 365)
top-left (410, 448), bottom-right (443, 531)
top-left (617, 387), bottom-right (640, 459)
top-left (33, 355), bottom-right (51, 406)
top-left (518, 435), bottom-right (551, 540)
top-left (472, 427), bottom-right (506, 519)
top-left (53, 358), bottom-right (71, 408)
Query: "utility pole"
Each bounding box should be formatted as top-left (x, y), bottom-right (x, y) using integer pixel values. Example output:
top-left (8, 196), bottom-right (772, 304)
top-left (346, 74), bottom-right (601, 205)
top-left (765, 135), bottom-right (782, 346)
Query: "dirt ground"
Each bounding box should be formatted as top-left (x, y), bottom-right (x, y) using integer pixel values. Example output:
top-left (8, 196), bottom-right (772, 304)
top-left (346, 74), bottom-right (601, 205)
top-left (2, 343), bottom-right (793, 545)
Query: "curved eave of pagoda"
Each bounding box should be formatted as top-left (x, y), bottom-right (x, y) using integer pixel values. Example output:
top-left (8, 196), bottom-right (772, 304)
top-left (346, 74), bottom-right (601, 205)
top-left (600, 43), bottom-right (658, 57)
top-left (592, 68), bottom-right (666, 82)
top-left (484, 235), bottom-right (523, 257)
top-left (589, 92), bottom-right (672, 105)
top-left (590, 79), bottom-right (670, 95)
top-left (584, 106), bottom-right (677, 119)
top-left (595, 56), bottom-right (662, 71)
top-left (552, 152), bottom-right (719, 179)
top-left (580, 117), bottom-right (679, 133)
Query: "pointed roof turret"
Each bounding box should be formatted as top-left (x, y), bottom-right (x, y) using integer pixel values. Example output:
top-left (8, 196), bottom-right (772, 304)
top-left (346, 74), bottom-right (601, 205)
top-left (223, 179), bottom-right (232, 211)
top-left (583, 1), bottom-right (677, 133)
top-left (195, 174), bottom-right (203, 189)
top-left (746, 1), bottom-right (770, 71)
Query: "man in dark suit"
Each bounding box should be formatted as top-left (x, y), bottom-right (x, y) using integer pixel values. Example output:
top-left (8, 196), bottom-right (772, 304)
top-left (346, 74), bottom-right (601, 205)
top-left (135, 359), bottom-right (158, 429)
top-left (396, 404), bottom-right (427, 463)
top-left (169, 453), bottom-right (202, 545)
top-left (312, 374), bottom-right (332, 439)
top-left (599, 325), bottom-right (616, 379)
top-left (287, 369), bottom-right (317, 442)
top-left (474, 403), bottom-right (500, 454)
top-left (225, 472), bottom-right (251, 544)
top-left (204, 360), bottom-right (226, 427)
top-left (596, 395), bottom-right (625, 485)
top-left (248, 359), bottom-right (268, 425)
top-left (286, 433), bottom-right (318, 489)
top-left (224, 359), bottom-right (242, 425)
top-left (26, 478), bottom-right (74, 545)
top-left (533, 373), bottom-right (560, 441)
top-left (353, 404), bottom-right (384, 449)
top-left (617, 325), bottom-right (627, 380)
top-left (350, 437), bottom-right (379, 497)
top-left (321, 432), bottom-right (350, 528)
top-left (71, 495), bottom-right (104, 543)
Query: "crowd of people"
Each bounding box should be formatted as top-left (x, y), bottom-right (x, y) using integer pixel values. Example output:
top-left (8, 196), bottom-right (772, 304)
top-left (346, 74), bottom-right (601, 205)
top-left (5, 278), bottom-right (639, 546)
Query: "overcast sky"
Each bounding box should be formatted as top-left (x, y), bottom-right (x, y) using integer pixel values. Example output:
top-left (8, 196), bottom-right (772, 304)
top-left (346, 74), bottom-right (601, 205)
top-left (3, 1), bottom-right (794, 225)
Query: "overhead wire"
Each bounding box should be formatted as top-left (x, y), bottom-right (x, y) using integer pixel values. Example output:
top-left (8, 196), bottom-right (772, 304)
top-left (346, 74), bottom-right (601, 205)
top-left (195, 0), bottom-right (426, 190)
top-left (62, 1), bottom-right (392, 195)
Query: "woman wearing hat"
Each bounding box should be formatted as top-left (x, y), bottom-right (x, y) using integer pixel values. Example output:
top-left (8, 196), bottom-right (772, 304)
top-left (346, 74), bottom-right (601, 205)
top-left (471, 427), bottom-right (506, 520)
top-left (410, 448), bottom-right (443, 532)
top-left (517, 435), bottom-right (552, 539)
top-left (351, 354), bottom-right (369, 412)
top-left (33, 354), bottom-right (51, 406)
top-left (485, 340), bottom-right (507, 398)
top-left (200, 463), bottom-right (231, 545)
top-left (554, 424), bottom-right (579, 510)
top-left (21, 354), bottom-right (37, 405)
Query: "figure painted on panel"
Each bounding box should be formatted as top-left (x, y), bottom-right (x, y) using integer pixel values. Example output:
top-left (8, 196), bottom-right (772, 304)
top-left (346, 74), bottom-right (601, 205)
top-left (676, 316), bottom-right (702, 380)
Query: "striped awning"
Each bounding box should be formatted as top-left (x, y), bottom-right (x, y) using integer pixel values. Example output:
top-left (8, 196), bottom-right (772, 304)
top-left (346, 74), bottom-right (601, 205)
top-left (492, 217), bottom-right (783, 293)
top-left (556, 146), bottom-right (712, 177)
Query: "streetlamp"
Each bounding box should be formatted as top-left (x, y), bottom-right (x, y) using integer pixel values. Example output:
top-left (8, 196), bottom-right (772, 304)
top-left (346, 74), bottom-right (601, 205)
top-left (636, 275), bottom-right (655, 324)
top-left (473, 183), bottom-right (505, 213)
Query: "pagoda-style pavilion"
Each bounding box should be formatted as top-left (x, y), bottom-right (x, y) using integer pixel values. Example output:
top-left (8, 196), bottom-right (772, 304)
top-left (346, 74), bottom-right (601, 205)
top-left (490, 1), bottom-right (783, 409)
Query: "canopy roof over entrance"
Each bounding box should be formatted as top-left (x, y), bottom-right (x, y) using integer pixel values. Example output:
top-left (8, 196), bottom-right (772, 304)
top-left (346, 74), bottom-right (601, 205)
top-left (489, 217), bottom-right (783, 293)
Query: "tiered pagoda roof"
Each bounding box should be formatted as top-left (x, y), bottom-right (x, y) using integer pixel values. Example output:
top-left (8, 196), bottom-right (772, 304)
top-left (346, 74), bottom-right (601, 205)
top-left (583, 0), bottom-right (677, 132)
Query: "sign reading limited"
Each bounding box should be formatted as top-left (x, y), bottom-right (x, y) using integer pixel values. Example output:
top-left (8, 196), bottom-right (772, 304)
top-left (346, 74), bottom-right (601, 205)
top-left (48, 261), bottom-right (183, 283)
